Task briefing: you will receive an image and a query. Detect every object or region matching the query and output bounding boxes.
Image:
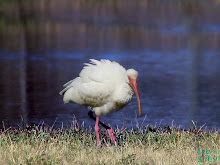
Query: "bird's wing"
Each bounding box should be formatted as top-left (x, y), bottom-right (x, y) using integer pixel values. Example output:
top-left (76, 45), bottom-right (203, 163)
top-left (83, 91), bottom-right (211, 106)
top-left (60, 59), bottom-right (128, 107)
top-left (80, 59), bottom-right (127, 84)
top-left (63, 80), bottom-right (74, 87)
top-left (59, 78), bottom-right (77, 95)
top-left (59, 59), bottom-right (109, 96)
top-left (76, 59), bottom-right (121, 107)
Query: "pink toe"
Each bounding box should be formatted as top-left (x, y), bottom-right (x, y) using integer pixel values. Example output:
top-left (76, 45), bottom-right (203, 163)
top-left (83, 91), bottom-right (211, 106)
top-left (106, 129), bottom-right (117, 146)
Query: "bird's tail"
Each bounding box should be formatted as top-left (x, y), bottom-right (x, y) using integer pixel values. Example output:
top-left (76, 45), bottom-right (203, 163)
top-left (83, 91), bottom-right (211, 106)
top-left (59, 77), bottom-right (82, 104)
top-left (59, 79), bottom-right (75, 95)
top-left (59, 85), bottom-right (72, 95)
top-left (63, 80), bottom-right (74, 87)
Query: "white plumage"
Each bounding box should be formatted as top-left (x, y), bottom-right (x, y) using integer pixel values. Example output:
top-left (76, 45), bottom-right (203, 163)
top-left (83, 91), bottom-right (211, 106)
top-left (59, 59), bottom-right (135, 116)
top-left (60, 59), bottom-right (141, 146)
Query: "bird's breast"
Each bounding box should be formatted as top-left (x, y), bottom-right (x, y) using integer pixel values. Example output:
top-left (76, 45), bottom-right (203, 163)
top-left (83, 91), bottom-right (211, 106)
top-left (113, 83), bottom-right (133, 107)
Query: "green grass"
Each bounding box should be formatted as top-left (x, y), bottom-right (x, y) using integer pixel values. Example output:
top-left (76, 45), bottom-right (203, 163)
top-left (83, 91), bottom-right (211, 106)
top-left (0, 124), bottom-right (219, 165)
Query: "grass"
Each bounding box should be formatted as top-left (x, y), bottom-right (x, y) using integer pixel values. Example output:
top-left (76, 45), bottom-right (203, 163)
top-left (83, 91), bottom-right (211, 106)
top-left (0, 123), bottom-right (219, 165)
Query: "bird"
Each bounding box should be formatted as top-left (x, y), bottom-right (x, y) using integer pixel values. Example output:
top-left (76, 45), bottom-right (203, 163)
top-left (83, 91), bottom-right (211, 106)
top-left (59, 59), bottom-right (141, 147)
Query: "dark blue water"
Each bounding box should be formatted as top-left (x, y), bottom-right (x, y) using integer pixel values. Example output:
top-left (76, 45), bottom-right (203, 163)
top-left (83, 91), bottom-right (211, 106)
top-left (0, 0), bottom-right (219, 130)
top-left (0, 49), bottom-right (219, 130)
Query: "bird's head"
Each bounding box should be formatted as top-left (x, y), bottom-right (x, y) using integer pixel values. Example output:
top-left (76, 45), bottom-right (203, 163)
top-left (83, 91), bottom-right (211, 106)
top-left (126, 69), bottom-right (141, 117)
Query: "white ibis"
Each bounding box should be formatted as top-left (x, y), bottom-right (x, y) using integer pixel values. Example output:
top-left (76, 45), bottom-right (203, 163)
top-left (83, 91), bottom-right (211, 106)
top-left (59, 59), bottom-right (141, 146)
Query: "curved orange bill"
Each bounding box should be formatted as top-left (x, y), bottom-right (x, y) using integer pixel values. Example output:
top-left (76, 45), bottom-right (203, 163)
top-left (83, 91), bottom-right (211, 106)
top-left (128, 77), bottom-right (141, 117)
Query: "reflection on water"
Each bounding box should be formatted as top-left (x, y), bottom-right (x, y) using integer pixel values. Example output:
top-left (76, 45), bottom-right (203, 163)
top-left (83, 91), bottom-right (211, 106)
top-left (0, 0), bottom-right (219, 129)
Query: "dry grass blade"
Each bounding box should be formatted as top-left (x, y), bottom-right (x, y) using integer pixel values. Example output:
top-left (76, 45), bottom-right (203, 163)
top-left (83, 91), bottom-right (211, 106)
top-left (0, 122), bottom-right (219, 165)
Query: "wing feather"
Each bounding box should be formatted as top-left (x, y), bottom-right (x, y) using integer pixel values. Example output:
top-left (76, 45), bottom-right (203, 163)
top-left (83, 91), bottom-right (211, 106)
top-left (60, 59), bottom-right (128, 108)
top-left (63, 80), bottom-right (74, 87)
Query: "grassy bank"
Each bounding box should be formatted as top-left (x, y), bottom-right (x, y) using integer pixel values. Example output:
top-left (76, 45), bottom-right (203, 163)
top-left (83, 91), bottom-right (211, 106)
top-left (0, 125), bottom-right (219, 165)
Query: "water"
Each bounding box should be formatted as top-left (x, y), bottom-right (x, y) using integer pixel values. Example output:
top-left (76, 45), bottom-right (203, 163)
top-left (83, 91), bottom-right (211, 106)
top-left (0, 0), bottom-right (219, 130)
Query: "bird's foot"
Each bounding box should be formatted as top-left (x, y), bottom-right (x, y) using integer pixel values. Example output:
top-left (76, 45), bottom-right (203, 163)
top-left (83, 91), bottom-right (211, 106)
top-left (106, 129), bottom-right (117, 147)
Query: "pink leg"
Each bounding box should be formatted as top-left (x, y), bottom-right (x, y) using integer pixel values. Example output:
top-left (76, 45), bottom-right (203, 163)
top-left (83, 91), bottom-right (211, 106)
top-left (106, 129), bottom-right (117, 147)
top-left (95, 116), bottom-right (101, 147)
